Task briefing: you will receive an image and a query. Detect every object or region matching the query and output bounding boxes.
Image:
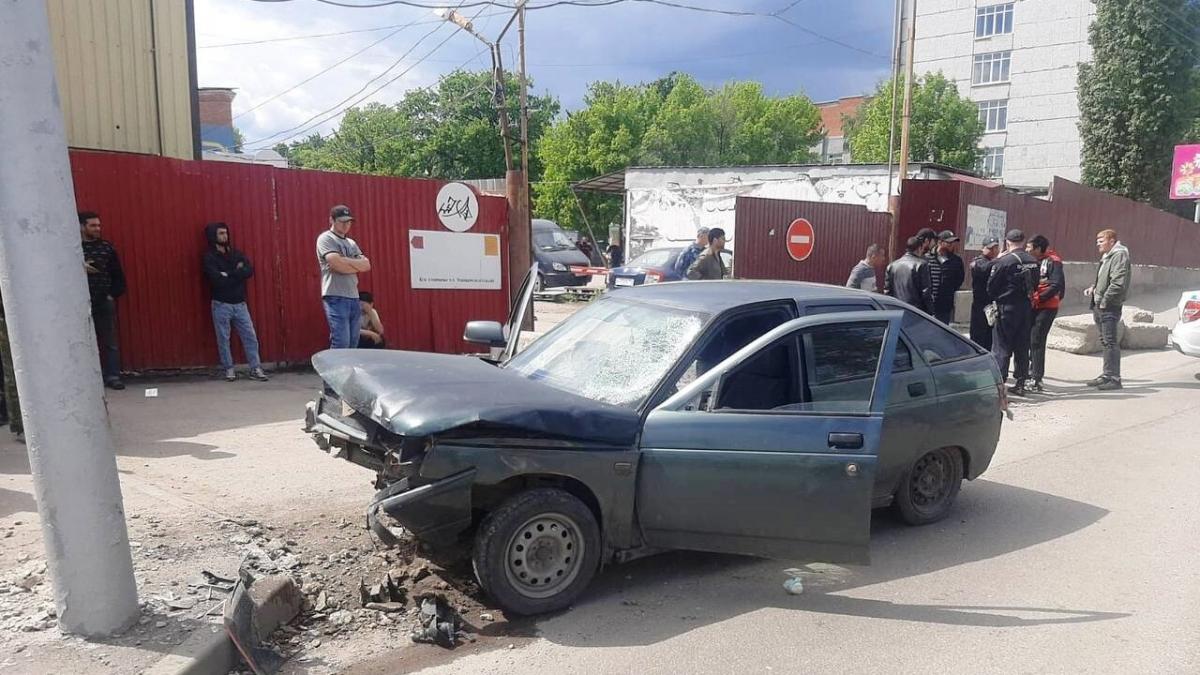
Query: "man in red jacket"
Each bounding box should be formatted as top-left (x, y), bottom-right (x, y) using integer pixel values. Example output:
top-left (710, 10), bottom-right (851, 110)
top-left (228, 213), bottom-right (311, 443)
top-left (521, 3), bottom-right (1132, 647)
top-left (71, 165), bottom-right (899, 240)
top-left (1027, 235), bottom-right (1065, 392)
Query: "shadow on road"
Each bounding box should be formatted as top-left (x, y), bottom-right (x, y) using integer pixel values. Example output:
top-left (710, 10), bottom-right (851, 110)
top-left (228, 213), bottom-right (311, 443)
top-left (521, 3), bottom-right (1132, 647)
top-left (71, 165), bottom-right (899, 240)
top-left (533, 479), bottom-right (1115, 648)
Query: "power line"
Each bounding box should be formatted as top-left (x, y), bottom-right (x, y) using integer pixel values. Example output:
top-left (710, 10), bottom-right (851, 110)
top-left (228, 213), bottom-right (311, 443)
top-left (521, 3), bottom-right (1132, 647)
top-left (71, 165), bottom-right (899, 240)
top-left (199, 21), bottom-right (430, 48)
top-left (235, 19), bottom-right (423, 119)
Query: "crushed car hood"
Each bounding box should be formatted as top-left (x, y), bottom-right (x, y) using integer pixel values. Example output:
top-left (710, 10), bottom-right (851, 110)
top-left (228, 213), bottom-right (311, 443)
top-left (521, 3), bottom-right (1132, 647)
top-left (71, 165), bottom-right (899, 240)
top-left (312, 350), bottom-right (640, 446)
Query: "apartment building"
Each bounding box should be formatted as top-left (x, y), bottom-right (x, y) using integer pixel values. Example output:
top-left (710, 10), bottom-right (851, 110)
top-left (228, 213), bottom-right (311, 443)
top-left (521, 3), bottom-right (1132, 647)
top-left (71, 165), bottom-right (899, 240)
top-left (900, 0), bottom-right (1096, 189)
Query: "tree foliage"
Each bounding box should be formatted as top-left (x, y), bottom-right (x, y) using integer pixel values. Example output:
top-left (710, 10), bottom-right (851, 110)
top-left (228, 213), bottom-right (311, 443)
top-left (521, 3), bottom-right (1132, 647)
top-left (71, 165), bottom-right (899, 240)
top-left (275, 70), bottom-right (560, 180)
top-left (844, 73), bottom-right (984, 171)
top-left (535, 73), bottom-right (823, 231)
top-left (1078, 0), bottom-right (1200, 204)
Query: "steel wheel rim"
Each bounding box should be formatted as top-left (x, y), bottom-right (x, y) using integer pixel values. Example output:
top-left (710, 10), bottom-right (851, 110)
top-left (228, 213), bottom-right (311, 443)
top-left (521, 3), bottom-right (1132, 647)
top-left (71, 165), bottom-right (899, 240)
top-left (909, 450), bottom-right (952, 513)
top-left (503, 512), bottom-right (584, 599)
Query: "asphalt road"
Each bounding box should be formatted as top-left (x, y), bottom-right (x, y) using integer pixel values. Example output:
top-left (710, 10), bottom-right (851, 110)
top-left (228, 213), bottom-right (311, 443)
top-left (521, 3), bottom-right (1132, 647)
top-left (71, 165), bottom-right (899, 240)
top-left (411, 343), bottom-right (1200, 674)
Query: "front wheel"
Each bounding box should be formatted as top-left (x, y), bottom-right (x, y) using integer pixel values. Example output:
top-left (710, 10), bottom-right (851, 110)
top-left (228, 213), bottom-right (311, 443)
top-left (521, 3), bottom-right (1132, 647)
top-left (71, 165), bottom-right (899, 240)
top-left (472, 488), bottom-right (601, 616)
top-left (893, 448), bottom-right (963, 525)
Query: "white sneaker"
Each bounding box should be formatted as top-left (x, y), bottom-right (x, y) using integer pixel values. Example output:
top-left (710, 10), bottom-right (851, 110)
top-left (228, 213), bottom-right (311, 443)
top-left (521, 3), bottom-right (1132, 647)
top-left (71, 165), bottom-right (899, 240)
top-left (225, 368), bottom-right (237, 382)
top-left (249, 368), bottom-right (269, 382)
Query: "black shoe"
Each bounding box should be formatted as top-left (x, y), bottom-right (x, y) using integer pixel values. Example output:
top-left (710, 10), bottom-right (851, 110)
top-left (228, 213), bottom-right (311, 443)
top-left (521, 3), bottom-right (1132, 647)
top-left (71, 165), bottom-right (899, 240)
top-left (1007, 384), bottom-right (1027, 397)
top-left (1086, 375), bottom-right (1109, 387)
top-left (105, 379), bottom-right (126, 391)
top-left (1028, 380), bottom-right (1044, 393)
top-left (1097, 379), bottom-right (1123, 391)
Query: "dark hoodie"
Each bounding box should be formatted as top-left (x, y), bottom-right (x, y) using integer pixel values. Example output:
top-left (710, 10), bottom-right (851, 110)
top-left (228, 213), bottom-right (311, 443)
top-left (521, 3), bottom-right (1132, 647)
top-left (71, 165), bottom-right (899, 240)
top-left (203, 223), bottom-right (254, 304)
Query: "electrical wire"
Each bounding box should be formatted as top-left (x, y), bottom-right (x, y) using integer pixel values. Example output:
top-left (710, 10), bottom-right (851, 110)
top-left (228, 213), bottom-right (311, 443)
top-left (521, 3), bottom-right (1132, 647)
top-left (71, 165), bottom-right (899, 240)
top-left (235, 19), bottom-right (423, 119)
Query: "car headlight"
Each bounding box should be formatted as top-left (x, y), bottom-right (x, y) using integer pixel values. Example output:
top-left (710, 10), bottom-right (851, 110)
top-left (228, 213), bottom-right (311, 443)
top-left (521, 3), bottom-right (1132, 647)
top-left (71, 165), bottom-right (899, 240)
top-left (552, 262), bottom-right (567, 272)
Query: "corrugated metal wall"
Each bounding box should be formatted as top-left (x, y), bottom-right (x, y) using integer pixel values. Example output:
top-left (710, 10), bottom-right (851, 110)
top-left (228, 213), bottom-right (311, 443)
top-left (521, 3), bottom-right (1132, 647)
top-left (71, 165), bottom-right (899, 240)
top-left (898, 178), bottom-right (1200, 268)
top-left (733, 197), bottom-right (891, 287)
top-left (47, 0), bottom-right (195, 159)
top-left (68, 150), bottom-right (510, 371)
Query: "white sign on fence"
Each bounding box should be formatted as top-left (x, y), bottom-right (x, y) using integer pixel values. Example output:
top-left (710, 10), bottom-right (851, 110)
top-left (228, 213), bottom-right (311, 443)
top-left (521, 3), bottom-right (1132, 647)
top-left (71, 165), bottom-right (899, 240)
top-left (409, 229), bottom-right (502, 289)
top-left (965, 205), bottom-right (1007, 249)
top-left (435, 182), bottom-right (479, 232)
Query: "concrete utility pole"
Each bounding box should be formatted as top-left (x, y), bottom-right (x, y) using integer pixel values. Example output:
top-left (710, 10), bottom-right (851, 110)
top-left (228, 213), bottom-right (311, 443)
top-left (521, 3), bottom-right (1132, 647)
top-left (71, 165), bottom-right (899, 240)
top-left (893, 0), bottom-right (918, 256)
top-left (885, 0), bottom-right (905, 259)
top-left (0, 0), bottom-right (140, 636)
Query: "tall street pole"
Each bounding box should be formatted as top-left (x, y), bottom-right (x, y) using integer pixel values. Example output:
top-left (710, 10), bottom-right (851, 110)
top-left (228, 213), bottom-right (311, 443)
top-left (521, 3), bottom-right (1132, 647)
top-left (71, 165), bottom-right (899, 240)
top-left (516, 2), bottom-right (534, 329)
top-left (893, 0), bottom-right (918, 256)
top-left (0, 0), bottom-right (139, 636)
top-left (885, 0), bottom-right (904, 259)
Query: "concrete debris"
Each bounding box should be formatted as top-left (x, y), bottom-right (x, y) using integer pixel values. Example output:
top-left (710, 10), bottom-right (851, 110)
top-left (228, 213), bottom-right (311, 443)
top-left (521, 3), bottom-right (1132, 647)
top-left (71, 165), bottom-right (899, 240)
top-left (410, 596), bottom-right (462, 649)
top-left (364, 602), bottom-right (405, 613)
top-left (328, 610), bottom-right (354, 627)
top-left (783, 577), bottom-right (804, 595)
top-left (479, 612), bottom-right (494, 622)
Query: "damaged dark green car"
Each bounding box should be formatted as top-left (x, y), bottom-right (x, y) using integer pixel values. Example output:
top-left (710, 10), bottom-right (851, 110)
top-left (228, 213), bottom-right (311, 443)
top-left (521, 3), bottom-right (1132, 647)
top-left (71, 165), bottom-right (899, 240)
top-left (304, 272), bottom-right (1005, 615)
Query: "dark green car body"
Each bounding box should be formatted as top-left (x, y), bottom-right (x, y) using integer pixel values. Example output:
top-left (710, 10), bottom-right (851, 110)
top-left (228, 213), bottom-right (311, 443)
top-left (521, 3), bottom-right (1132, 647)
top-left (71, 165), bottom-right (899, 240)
top-left (305, 281), bottom-right (1004, 573)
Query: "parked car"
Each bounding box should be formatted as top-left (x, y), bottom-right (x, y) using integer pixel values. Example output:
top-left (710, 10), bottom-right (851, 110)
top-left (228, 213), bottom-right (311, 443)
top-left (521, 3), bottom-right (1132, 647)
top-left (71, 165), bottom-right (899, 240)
top-left (304, 273), bottom-right (1005, 615)
top-left (607, 246), bottom-right (734, 288)
top-left (1168, 290), bottom-right (1200, 368)
top-left (533, 219), bottom-right (590, 291)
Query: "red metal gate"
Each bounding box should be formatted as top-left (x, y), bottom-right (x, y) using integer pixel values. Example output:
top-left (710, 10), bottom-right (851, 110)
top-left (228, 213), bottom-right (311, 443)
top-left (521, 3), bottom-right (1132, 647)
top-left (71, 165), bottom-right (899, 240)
top-left (68, 150), bottom-right (510, 371)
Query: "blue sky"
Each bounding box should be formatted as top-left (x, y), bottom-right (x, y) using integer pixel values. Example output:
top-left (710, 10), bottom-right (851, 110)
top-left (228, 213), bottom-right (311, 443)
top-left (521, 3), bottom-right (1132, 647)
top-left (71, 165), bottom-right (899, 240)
top-left (196, 0), bottom-right (893, 151)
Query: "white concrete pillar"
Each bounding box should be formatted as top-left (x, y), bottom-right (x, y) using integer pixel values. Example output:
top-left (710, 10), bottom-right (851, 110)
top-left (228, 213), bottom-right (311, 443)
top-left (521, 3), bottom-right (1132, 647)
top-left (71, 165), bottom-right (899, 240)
top-left (0, 0), bottom-right (139, 636)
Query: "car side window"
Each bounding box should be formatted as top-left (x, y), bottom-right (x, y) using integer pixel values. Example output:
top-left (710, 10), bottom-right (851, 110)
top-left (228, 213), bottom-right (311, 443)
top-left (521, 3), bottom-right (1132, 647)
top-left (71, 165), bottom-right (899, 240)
top-left (901, 310), bottom-right (976, 364)
top-left (807, 303), bottom-right (911, 372)
top-left (713, 322), bottom-right (887, 414)
top-left (663, 305), bottom-right (794, 396)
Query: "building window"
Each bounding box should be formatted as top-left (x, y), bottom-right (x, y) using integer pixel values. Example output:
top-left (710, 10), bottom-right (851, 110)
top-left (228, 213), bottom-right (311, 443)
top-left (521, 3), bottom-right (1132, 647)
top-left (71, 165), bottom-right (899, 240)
top-left (976, 3), bottom-right (1014, 38)
top-left (972, 51), bottom-right (1011, 85)
top-left (980, 147), bottom-right (1005, 177)
top-left (977, 100), bottom-right (1008, 132)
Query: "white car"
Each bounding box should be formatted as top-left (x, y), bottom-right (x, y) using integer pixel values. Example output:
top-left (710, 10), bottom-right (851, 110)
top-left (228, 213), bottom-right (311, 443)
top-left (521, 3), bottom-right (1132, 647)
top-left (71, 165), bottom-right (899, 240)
top-left (1167, 290), bottom-right (1200, 358)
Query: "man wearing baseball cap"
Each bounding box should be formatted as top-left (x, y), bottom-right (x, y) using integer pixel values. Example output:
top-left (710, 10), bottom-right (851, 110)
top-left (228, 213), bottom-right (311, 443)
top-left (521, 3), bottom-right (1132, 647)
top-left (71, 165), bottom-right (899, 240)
top-left (933, 230), bottom-right (965, 324)
top-left (986, 229), bottom-right (1039, 396)
top-left (317, 205), bottom-right (371, 349)
top-left (969, 237), bottom-right (1001, 349)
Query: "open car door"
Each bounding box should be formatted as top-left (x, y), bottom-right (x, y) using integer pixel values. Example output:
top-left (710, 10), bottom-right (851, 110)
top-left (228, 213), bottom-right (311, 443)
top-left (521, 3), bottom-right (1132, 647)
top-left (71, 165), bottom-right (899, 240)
top-left (636, 310), bottom-right (903, 564)
top-left (500, 263), bottom-right (539, 363)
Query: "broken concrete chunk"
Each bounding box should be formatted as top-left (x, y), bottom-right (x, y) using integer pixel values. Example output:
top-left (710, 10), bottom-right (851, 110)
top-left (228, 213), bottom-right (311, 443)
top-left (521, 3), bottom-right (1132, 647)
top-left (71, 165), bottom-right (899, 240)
top-left (410, 596), bottom-right (461, 649)
top-left (364, 602), bottom-right (405, 613)
top-left (1121, 321), bottom-right (1169, 350)
top-left (1122, 306), bottom-right (1155, 324)
top-left (328, 610), bottom-right (354, 627)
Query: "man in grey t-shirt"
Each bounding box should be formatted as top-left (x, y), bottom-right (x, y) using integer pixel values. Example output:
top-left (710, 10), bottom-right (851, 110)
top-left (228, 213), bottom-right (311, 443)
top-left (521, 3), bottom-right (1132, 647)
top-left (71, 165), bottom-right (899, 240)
top-left (845, 244), bottom-right (885, 292)
top-left (317, 205), bottom-right (371, 349)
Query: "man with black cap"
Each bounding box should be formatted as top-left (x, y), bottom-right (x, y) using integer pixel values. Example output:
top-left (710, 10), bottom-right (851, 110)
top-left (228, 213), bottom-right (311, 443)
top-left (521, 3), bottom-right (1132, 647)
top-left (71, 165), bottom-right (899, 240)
top-left (969, 237), bottom-right (1000, 349)
top-left (987, 229), bottom-right (1039, 396)
top-left (932, 230), bottom-right (965, 324)
top-left (884, 236), bottom-right (934, 313)
top-left (317, 205), bottom-right (371, 349)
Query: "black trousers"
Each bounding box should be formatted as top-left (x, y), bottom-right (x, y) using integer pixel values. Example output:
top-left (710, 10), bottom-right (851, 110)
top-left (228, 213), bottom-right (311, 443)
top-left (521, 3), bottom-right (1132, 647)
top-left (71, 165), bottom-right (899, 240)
top-left (992, 303), bottom-right (1032, 382)
top-left (92, 297), bottom-right (122, 382)
top-left (970, 303), bottom-right (992, 350)
top-left (1030, 308), bottom-right (1058, 382)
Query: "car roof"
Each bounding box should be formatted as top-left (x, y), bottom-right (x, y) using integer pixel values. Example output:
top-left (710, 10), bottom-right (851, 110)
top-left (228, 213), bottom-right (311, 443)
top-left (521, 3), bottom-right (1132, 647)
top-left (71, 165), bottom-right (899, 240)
top-left (609, 279), bottom-right (880, 313)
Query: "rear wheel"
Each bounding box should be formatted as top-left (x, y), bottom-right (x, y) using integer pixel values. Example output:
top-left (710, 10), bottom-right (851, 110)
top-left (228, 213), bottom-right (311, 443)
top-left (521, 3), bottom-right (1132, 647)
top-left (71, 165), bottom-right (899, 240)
top-left (893, 448), bottom-right (963, 525)
top-left (472, 488), bottom-right (601, 615)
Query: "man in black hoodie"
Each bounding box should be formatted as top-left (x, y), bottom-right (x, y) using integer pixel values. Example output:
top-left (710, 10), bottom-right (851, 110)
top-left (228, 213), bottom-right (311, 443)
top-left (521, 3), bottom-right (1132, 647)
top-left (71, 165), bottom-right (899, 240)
top-left (203, 223), bottom-right (268, 382)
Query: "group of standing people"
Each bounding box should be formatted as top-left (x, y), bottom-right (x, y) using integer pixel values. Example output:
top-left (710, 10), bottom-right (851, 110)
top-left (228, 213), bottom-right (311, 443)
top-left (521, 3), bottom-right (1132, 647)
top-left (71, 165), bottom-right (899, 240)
top-left (673, 226), bottom-right (730, 281)
top-left (856, 226), bottom-right (1131, 396)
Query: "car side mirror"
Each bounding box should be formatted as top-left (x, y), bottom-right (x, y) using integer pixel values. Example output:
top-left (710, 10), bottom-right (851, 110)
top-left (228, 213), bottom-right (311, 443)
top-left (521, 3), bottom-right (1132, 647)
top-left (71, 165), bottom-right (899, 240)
top-left (464, 321), bottom-right (507, 348)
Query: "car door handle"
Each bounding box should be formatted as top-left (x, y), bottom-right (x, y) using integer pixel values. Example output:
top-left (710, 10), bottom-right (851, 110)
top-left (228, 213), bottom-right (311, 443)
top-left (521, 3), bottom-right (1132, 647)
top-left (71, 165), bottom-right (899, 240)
top-left (907, 382), bottom-right (927, 397)
top-left (828, 432), bottom-right (864, 450)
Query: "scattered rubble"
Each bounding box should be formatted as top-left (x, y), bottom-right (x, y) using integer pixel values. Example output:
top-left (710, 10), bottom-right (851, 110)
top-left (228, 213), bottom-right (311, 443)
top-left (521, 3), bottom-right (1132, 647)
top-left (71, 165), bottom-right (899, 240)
top-left (410, 596), bottom-right (463, 648)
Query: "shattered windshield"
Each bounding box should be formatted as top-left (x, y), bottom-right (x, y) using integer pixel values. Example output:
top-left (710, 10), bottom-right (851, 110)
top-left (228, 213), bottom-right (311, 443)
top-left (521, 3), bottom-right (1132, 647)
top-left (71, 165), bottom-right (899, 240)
top-left (505, 298), bottom-right (708, 409)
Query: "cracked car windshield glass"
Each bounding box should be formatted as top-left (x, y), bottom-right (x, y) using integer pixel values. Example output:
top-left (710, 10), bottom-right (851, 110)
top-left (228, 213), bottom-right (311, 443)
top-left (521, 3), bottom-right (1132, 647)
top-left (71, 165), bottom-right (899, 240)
top-left (505, 299), bottom-right (707, 408)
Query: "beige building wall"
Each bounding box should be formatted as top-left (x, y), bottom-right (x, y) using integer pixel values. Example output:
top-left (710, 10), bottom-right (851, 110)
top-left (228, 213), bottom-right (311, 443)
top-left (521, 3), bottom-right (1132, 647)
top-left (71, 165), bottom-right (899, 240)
top-left (46, 0), bottom-right (197, 160)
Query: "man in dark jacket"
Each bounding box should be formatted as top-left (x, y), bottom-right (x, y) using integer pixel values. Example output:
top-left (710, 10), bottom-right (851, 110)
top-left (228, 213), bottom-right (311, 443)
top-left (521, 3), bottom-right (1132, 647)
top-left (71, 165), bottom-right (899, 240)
top-left (0, 291), bottom-right (22, 443)
top-left (673, 227), bottom-right (710, 280)
top-left (203, 222), bottom-right (268, 382)
top-left (686, 228), bottom-right (728, 280)
top-left (1026, 235), bottom-right (1065, 392)
top-left (987, 229), bottom-right (1040, 396)
top-left (969, 237), bottom-right (1000, 349)
top-left (80, 211), bottom-right (127, 390)
top-left (884, 237), bottom-right (934, 313)
top-left (933, 230), bottom-right (966, 324)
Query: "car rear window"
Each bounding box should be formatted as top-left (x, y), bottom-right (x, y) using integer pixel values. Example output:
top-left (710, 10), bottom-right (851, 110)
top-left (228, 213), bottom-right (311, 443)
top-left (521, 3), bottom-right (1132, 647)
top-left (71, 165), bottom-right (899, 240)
top-left (628, 249), bottom-right (675, 269)
top-left (901, 310), bottom-right (977, 364)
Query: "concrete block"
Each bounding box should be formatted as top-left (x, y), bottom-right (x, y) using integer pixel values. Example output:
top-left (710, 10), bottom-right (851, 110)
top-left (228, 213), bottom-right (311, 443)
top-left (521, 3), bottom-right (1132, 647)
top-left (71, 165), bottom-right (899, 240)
top-left (1120, 322), bottom-right (1169, 350)
top-left (247, 574), bottom-right (303, 642)
top-left (1046, 313), bottom-right (1102, 354)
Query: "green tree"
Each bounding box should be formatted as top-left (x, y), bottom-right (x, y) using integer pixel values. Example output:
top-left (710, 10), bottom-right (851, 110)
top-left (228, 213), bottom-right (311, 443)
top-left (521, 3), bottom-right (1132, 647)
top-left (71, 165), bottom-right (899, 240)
top-left (844, 73), bottom-right (984, 171)
top-left (232, 127), bottom-right (245, 153)
top-left (1078, 0), bottom-right (1200, 204)
top-left (535, 74), bottom-right (823, 230)
top-left (276, 70), bottom-right (560, 180)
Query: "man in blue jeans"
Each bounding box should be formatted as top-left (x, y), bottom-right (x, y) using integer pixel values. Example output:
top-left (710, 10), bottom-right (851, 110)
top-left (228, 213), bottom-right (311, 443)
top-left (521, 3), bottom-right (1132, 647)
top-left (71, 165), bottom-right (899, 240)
top-left (317, 205), bottom-right (371, 349)
top-left (1084, 228), bottom-right (1131, 391)
top-left (203, 222), bottom-right (268, 382)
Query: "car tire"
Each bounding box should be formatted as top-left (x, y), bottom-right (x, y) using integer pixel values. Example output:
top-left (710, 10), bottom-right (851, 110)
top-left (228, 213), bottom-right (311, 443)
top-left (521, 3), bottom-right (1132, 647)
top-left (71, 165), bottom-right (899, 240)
top-left (472, 488), bottom-right (601, 616)
top-left (893, 447), bottom-right (963, 526)
top-left (534, 274), bottom-right (545, 293)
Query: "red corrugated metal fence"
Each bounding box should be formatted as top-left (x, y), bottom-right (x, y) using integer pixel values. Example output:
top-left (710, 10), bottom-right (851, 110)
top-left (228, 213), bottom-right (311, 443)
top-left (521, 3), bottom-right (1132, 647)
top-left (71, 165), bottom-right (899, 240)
top-left (733, 196), bottom-right (890, 286)
top-left (68, 150), bottom-right (509, 371)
